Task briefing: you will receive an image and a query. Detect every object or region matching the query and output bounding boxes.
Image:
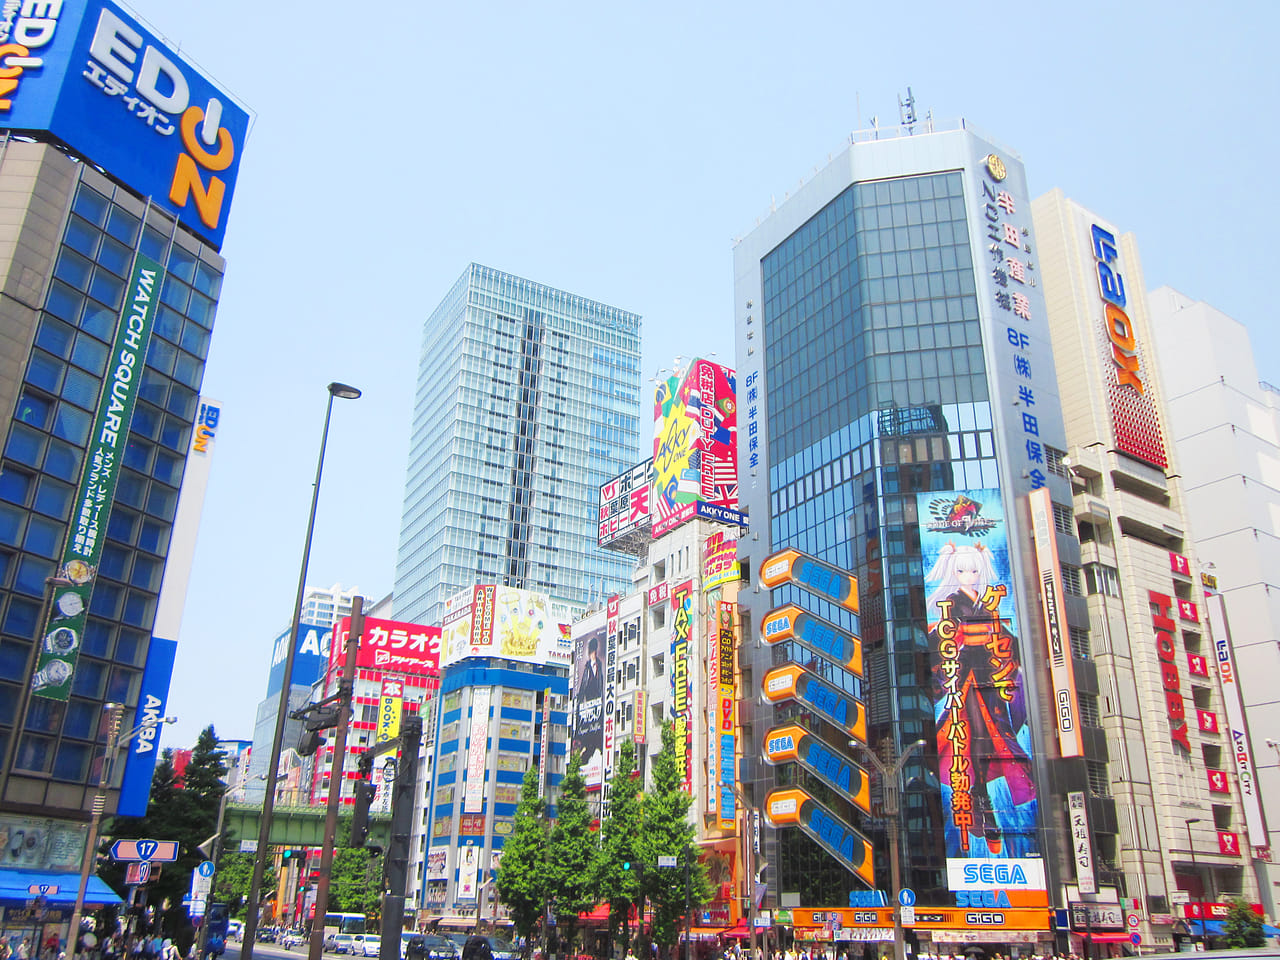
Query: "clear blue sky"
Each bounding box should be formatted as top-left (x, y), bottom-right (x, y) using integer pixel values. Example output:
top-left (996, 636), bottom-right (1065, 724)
top-left (133, 0), bottom-right (1280, 748)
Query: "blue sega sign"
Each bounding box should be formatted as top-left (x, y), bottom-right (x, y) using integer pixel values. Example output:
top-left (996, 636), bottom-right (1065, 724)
top-left (0, 0), bottom-right (250, 249)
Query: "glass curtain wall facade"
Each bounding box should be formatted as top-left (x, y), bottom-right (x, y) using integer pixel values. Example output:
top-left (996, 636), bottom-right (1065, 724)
top-left (0, 144), bottom-right (225, 814)
top-left (734, 125), bottom-right (1102, 918)
top-left (395, 264), bottom-right (642, 625)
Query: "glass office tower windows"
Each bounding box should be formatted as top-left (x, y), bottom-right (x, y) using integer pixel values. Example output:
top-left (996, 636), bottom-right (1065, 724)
top-left (760, 172), bottom-right (994, 903)
top-left (0, 179), bottom-right (221, 785)
top-left (396, 265), bottom-right (641, 626)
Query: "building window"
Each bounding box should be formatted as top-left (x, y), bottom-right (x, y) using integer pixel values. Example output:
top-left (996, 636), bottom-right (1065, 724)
top-left (1084, 563), bottom-right (1121, 598)
top-left (1053, 503), bottom-right (1074, 535)
top-left (1061, 564), bottom-right (1084, 597)
top-left (1079, 692), bottom-right (1101, 727)
top-left (1069, 627), bottom-right (1092, 660)
top-left (1087, 760), bottom-right (1110, 796)
top-left (1046, 446), bottom-right (1069, 479)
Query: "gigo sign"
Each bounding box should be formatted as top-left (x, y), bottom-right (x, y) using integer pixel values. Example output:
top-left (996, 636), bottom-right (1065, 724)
top-left (0, 0), bottom-right (250, 248)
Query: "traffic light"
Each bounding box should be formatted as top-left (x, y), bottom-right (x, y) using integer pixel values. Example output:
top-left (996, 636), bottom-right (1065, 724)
top-left (350, 779), bottom-right (377, 848)
top-left (622, 862), bottom-right (630, 871)
top-left (298, 729), bottom-right (325, 758)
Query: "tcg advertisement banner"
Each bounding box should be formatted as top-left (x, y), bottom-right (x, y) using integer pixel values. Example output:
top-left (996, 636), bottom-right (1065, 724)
top-left (918, 489), bottom-right (1038, 860)
top-left (33, 254), bottom-right (162, 701)
top-left (0, 0), bottom-right (251, 248)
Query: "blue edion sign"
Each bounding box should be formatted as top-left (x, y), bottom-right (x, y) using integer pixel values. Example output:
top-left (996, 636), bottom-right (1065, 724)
top-left (0, 0), bottom-right (250, 249)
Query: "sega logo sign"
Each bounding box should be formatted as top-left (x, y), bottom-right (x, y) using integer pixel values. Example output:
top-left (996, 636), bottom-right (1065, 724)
top-left (0, 0), bottom-right (249, 249)
top-left (946, 858), bottom-right (1046, 891)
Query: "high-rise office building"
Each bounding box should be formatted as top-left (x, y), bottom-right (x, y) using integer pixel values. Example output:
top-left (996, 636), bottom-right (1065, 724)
top-left (0, 0), bottom-right (249, 902)
top-left (732, 120), bottom-right (1101, 952)
top-left (394, 264), bottom-right (642, 626)
top-left (1033, 192), bottom-right (1265, 945)
top-left (1145, 285), bottom-right (1280, 916)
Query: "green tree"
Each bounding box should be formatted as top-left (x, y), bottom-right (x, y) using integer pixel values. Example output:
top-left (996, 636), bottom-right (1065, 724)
top-left (212, 852), bottom-right (276, 919)
top-left (641, 723), bottom-right (712, 956)
top-left (495, 765), bottom-right (550, 948)
top-left (595, 740), bottom-right (645, 957)
top-left (100, 727), bottom-right (228, 952)
top-left (1222, 899), bottom-right (1265, 948)
top-left (548, 752), bottom-right (599, 955)
top-left (331, 818), bottom-right (384, 918)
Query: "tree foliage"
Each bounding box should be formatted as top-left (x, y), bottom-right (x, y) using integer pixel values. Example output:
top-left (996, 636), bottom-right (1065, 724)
top-left (641, 722), bottom-right (712, 951)
top-left (593, 740), bottom-right (644, 956)
top-left (494, 765), bottom-right (550, 944)
top-left (547, 753), bottom-right (599, 953)
top-left (100, 727), bottom-right (228, 951)
top-left (212, 852), bottom-right (275, 919)
top-left (1222, 899), bottom-right (1265, 948)
top-left (331, 818), bottom-right (384, 918)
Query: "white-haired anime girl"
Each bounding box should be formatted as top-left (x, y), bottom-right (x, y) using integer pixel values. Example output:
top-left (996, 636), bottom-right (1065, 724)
top-left (925, 541), bottom-right (1037, 858)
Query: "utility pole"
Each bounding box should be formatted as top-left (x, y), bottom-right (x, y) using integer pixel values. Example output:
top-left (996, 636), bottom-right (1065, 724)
top-left (379, 714), bottom-right (423, 960)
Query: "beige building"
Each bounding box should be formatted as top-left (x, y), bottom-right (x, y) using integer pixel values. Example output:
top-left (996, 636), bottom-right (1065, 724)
top-left (1033, 189), bottom-right (1264, 946)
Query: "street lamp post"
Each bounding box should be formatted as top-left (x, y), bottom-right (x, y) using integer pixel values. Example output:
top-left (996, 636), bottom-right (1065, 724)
top-left (242, 381), bottom-right (361, 960)
top-left (728, 785), bottom-right (758, 960)
top-left (849, 738), bottom-right (927, 960)
top-left (67, 705), bottom-right (178, 960)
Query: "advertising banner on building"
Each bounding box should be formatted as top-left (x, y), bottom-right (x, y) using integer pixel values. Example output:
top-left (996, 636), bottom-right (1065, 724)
top-left (377, 677), bottom-right (403, 744)
top-left (33, 255), bottom-right (162, 701)
top-left (0, 814), bottom-right (88, 871)
top-left (267, 623), bottom-right (330, 697)
top-left (671, 580), bottom-right (694, 791)
top-left (652, 359), bottom-right (738, 537)
top-left (703, 531), bottom-right (740, 591)
top-left (599, 459), bottom-right (652, 547)
top-left (330, 615), bottom-right (441, 676)
top-left (457, 846), bottom-right (480, 900)
top-left (1149, 592), bottom-right (1191, 752)
top-left (604, 596), bottom-right (619, 788)
top-left (717, 600), bottom-right (737, 831)
top-left (1077, 212), bottom-right (1168, 468)
top-left (439, 586), bottom-right (572, 669)
top-left (917, 489), bottom-right (1039, 860)
top-left (1028, 488), bottom-right (1083, 758)
top-left (1205, 594), bottom-right (1269, 855)
top-left (1067, 791), bottom-right (1096, 894)
top-left (572, 622), bottom-right (606, 789)
top-left (463, 687), bottom-right (491, 813)
top-left (538, 689), bottom-right (552, 799)
top-left (0, 0), bottom-right (251, 248)
top-left (707, 596), bottom-right (719, 817)
top-left (116, 636), bottom-right (177, 817)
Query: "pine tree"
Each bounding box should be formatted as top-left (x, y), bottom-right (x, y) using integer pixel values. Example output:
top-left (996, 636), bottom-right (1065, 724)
top-left (595, 740), bottom-right (645, 957)
top-left (495, 765), bottom-right (550, 946)
top-left (548, 752), bottom-right (599, 954)
top-left (642, 722), bottom-right (712, 955)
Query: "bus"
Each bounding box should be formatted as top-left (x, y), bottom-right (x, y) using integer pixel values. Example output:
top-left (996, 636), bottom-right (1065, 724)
top-left (322, 913), bottom-right (368, 938)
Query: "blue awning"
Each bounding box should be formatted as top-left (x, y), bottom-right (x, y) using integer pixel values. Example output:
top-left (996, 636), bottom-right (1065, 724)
top-left (1189, 919), bottom-right (1224, 935)
top-left (0, 868), bottom-right (122, 906)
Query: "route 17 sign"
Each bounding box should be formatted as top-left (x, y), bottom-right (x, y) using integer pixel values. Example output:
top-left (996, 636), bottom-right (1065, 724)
top-left (111, 839), bottom-right (179, 862)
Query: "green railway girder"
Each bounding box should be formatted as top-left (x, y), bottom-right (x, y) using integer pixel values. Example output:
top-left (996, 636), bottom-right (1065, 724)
top-left (223, 802), bottom-right (393, 850)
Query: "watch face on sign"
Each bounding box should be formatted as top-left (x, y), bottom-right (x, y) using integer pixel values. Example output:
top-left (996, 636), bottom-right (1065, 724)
top-left (985, 154), bottom-right (1007, 181)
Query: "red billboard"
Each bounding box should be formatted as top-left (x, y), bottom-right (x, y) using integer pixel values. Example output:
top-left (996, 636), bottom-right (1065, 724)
top-left (330, 616), bottom-right (442, 676)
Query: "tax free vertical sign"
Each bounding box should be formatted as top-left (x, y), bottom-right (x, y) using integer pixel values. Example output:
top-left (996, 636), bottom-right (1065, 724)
top-left (33, 255), bottom-right (162, 701)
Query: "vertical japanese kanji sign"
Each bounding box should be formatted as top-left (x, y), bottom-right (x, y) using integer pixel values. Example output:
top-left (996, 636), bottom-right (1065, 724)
top-left (33, 254), bottom-right (163, 701)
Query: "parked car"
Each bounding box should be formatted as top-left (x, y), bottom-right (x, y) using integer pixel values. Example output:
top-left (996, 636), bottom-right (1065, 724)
top-left (401, 934), bottom-right (458, 960)
top-left (360, 936), bottom-right (382, 957)
top-left (326, 934), bottom-right (357, 954)
top-left (460, 936), bottom-right (517, 960)
top-left (281, 932), bottom-right (306, 949)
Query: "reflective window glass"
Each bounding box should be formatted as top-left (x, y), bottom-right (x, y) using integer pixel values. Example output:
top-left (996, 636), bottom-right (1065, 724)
top-left (60, 366), bottom-right (99, 410)
top-left (0, 467), bottom-right (33, 505)
top-left (26, 350), bottom-right (64, 393)
top-left (70, 333), bottom-right (108, 376)
top-left (5, 424), bottom-right (46, 468)
top-left (54, 249), bottom-right (92, 290)
top-left (72, 186), bottom-right (109, 226)
top-left (33, 477), bottom-right (73, 519)
top-left (36, 317), bottom-right (75, 358)
top-left (80, 298), bottom-right (117, 341)
top-left (43, 441), bottom-right (80, 482)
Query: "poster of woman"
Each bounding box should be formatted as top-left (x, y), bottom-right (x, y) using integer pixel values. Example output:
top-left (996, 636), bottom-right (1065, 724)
top-left (917, 489), bottom-right (1039, 860)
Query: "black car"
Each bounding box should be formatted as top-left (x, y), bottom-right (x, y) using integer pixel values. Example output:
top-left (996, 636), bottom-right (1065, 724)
top-left (402, 934), bottom-right (458, 960)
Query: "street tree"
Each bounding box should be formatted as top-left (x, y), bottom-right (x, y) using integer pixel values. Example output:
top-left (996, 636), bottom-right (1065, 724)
top-left (594, 740), bottom-right (644, 957)
top-left (547, 752), bottom-right (598, 955)
top-left (495, 765), bottom-right (550, 948)
top-left (212, 852), bottom-right (276, 918)
top-left (331, 818), bottom-right (383, 919)
top-left (641, 722), bottom-right (712, 956)
top-left (1222, 899), bottom-right (1265, 947)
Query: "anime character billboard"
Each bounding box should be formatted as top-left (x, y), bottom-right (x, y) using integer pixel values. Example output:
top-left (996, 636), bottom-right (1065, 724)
top-left (917, 489), bottom-right (1039, 860)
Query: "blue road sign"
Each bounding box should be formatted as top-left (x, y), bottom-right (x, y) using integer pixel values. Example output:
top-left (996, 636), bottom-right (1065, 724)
top-left (899, 888), bottom-right (916, 907)
top-left (196, 861), bottom-right (215, 878)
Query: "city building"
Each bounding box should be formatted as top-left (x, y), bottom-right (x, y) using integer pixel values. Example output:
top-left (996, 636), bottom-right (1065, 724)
top-left (393, 264), bottom-right (642, 627)
top-left (1032, 191), bottom-right (1266, 944)
top-left (731, 119), bottom-right (1101, 953)
top-left (416, 586), bottom-right (573, 925)
top-left (1145, 286), bottom-right (1280, 913)
top-left (0, 0), bottom-right (249, 913)
top-left (244, 584), bottom-right (361, 802)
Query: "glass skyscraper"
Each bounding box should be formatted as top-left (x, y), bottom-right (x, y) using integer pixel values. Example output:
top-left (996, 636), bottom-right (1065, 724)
top-left (734, 123), bottom-right (1106, 944)
top-left (395, 264), bottom-right (642, 625)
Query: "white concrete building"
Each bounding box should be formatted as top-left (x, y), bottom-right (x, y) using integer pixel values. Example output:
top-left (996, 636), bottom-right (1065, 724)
top-left (1146, 287), bottom-right (1280, 914)
top-left (1033, 190), bottom-right (1265, 942)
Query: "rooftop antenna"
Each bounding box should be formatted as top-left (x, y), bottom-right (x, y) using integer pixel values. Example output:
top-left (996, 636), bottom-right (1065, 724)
top-left (899, 87), bottom-right (918, 133)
